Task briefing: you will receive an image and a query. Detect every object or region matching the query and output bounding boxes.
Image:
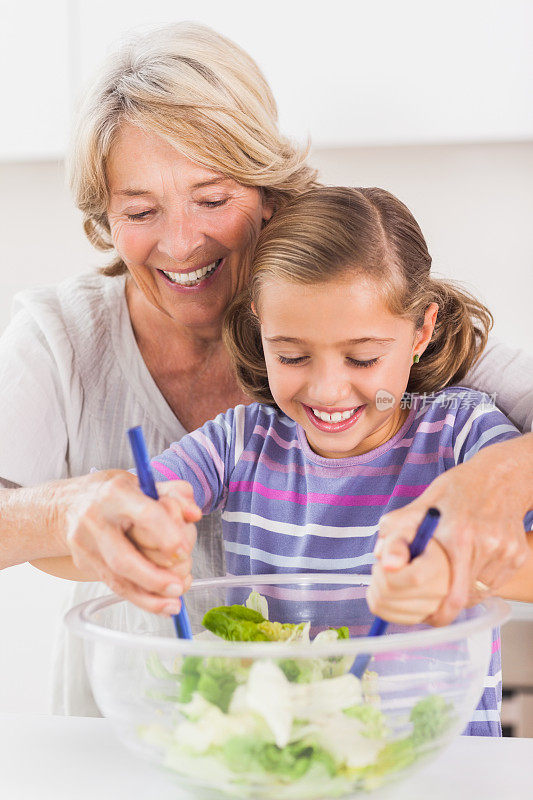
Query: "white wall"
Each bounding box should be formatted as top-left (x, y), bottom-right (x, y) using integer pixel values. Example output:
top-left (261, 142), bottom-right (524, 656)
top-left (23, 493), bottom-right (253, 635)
top-left (4, 1), bottom-right (533, 159)
top-left (1, 141), bottom-right (532, 713)
top-left (314, 141), bottom-right (533, 351)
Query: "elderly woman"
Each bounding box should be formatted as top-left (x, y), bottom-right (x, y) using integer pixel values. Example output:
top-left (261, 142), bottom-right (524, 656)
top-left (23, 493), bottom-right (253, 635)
top-left (0, 23), bottom-right (532, 717)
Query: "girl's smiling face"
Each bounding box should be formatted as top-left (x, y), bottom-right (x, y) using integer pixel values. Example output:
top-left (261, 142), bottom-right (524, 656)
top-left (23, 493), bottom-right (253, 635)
top-left (258, 276), bottom-right (438, 458)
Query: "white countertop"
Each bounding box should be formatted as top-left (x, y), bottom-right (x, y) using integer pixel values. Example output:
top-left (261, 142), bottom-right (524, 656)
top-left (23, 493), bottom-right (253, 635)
top-left (1, 713), bottom-right (531, 800)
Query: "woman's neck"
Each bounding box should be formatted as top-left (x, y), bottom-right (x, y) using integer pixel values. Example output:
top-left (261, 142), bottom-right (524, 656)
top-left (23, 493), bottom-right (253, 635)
top-left (125, 277), bottom-right (223, 371)
top-left (124, 276), bottom-right (248, 430)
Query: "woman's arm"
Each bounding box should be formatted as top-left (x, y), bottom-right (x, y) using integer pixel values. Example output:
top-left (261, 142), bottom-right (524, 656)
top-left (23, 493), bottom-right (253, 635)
top-left (29, 404), bottom-right (248, 591)
top-left (497, 530), bottom-right (533, 602)
top-left (463, 337), bottom-right (533, 433)
top-left (377, 431), bottom-right (533, 625)
top-left (1, 471), bottom-right (200, 614)
top-left (0, 480), bottom-right (69, 569)
top-left (368, 529), bottom-right (533, 625)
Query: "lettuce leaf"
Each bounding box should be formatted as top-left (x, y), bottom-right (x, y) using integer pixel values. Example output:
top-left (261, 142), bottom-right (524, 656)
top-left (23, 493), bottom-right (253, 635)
top-left (222, 736), bottom-right (337, 780)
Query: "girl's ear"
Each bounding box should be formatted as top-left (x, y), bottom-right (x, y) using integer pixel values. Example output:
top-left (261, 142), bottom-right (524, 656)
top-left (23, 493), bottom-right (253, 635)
top-left (414, 302), bottom-right (439, 356)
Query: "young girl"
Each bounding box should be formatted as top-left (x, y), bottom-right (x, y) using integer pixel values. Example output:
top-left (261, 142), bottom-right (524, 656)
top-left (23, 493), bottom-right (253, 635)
top-left (145, 186), bottom-right (533, 738)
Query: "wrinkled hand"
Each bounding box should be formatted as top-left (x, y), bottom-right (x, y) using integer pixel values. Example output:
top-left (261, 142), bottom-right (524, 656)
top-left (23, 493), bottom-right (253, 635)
top-left (376, 437), bottom-right (530, 626)
top-left (60, 470), bottom-right (201, 615)
top-left (368, 536), bottom-right (450, 625)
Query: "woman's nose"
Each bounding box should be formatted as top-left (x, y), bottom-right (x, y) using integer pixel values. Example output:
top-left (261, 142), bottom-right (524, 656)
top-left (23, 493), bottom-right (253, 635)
top-left (158, 212), bottom-right (205, 262)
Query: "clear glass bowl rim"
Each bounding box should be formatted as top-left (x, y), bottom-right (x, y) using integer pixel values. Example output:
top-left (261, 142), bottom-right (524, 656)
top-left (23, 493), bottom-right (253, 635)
top-left (64, 572), bottom-right (509, 659)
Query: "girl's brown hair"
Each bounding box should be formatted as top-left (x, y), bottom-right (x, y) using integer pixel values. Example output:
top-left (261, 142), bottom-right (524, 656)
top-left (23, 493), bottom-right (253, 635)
top-left (224, 186), bottom-right (492, 405)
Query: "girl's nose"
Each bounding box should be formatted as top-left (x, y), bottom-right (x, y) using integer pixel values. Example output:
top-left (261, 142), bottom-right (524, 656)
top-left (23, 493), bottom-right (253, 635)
top-left (307, 372), bottom-right (352, 406)
top-left (158, 212), bottom-right (205, 262)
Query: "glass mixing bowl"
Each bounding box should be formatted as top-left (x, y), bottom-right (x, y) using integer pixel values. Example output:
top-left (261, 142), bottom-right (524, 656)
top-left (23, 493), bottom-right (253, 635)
top-left (65, 573), bottom-right (508, 800)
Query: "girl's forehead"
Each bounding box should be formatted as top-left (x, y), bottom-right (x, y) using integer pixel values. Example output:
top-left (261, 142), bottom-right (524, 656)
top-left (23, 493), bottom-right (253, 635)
top-left (260, 276), bottom-right (388, 315)
top-left (258, 278), bottom-right (407, 341)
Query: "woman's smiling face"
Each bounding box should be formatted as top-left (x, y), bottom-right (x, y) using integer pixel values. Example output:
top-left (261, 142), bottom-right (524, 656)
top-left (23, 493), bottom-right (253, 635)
top-left (106, 123), bottom-right (272, 330)
top-left (258, 276), bottom-right (437, 459)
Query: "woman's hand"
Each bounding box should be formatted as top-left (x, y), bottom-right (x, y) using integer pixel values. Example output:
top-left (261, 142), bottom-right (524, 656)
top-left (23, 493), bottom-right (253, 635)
top-left (33, 470), bottom-right (201, 615)
top-left (376, 434), bottom-right (533, 626)
top-left (367, 537), bottom-right (451, 625)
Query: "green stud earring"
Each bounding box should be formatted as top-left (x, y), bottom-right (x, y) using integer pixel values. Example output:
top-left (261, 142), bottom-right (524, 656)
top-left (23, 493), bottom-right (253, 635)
top-left (413, 354), bottom-right (420, 364)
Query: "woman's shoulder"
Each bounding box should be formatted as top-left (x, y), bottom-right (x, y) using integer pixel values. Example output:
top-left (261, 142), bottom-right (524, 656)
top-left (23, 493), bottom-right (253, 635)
top-left (9, 272), bottom-right (127, 363)
top-left (12, 272), bottom-right (125, 328)
top-left (4, 273), bottom-right (130, 396)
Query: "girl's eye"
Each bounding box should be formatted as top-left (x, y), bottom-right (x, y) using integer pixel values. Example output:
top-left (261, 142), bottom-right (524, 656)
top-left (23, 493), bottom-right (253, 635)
top-left (277, 355), bottom-right (380, 367)
top-left (199, 198), bottom-right (229, 208)
top-left (348, 357), bottom-right (380, 368)
top-left (277, 355), bottom-right (308, 365)
top-left (126, 210), bottom-right (154, 221)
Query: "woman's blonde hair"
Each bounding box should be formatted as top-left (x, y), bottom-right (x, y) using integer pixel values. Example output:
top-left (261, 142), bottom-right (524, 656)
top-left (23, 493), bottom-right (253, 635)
top-left (68, 22), bottom-right (318, 275)
top-left (224, 186), bottom-right (493, 404)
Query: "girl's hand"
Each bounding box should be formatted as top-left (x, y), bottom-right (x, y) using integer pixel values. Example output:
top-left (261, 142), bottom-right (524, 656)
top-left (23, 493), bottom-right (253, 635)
top-left (376, 434), bottom-right (532, 626)
top-left (367, 536), bottom-right (451, 625)
top-left (35, 470), bottom-right (201, 615)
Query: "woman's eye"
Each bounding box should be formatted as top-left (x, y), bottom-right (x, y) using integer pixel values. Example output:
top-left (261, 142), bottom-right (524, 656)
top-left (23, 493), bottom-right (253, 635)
top-left (277, 355), bottom-right (308, 365)
top-left (199, 198), bottom-right (229, 208)
top-left (348, 357), bottom-right (380, 368)
top-left (126, 209), bottom-right (154, 221)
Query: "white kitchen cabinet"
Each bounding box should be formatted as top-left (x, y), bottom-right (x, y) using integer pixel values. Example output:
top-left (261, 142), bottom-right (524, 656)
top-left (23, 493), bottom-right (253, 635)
top-left (0, 0), bottom-right (71, 160)
top-left (1, 0), bottom-right (532, 161)
top-left (73, 0), bottom-right (533, 148)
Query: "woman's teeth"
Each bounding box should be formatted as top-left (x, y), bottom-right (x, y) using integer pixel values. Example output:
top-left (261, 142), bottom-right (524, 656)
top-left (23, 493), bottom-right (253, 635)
top-left (312, 407), bottom-right (358, 423)
top-left (162, 259), bottom-right (220, 286)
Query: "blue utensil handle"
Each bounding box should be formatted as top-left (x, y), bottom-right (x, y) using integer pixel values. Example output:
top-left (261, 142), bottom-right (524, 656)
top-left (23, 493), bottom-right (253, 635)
top-left (367, 617), bottom-right (388, 638)
top-left (128, 427), bottom-right (158, 500)
top-left (408, 506), bottom-right (440, 560)
top-left (351, 507), bottom-right (441, 678)
top-left (127, 425), bottom-right (193, 640)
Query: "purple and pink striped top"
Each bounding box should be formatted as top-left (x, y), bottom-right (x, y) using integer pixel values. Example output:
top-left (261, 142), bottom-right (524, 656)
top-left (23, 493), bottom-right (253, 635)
top-left (151, 386), bottom-right (533, 737)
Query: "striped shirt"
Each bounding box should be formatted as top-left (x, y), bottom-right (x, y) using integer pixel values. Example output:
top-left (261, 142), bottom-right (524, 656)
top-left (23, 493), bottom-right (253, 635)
top-left (151, 386), bottom-right (533, 737)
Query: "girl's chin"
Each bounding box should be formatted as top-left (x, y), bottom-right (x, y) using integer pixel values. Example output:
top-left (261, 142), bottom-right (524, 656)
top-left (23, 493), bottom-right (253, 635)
top-left (308, 440), bottom-right (364, 459)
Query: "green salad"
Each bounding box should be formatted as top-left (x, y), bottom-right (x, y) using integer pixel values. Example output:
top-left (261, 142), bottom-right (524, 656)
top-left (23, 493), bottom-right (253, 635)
top-left (139, 592), bottom-right (453, 798)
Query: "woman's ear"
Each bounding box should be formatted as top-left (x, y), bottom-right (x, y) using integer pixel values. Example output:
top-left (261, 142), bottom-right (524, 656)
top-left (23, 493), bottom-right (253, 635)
top-left (414, 302), bottom-right (439, 356)
top-left (261, 195), bottom-right (275, 225)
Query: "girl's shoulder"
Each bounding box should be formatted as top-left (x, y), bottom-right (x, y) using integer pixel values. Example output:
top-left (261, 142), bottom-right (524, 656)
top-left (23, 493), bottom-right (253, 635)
top-left (409, 385), bottom-right (497, 420)
top-left (408, 385), bottom-right (520, 463)
top-left (214, 402), bottom-right (297, 440)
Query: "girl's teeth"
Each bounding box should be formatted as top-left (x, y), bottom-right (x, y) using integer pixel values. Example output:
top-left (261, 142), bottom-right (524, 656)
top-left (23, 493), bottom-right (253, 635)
top-left (312, 407), bottom-right (358, 423)
top-left (162, 260), bottom-right (219, 285)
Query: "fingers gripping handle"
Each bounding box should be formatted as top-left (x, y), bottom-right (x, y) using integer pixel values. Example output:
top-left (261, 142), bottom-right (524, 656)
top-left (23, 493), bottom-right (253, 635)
top-left (128, 426), bottom-right (193, 640)
top-left (351, 508), bottom-right (441, 678)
